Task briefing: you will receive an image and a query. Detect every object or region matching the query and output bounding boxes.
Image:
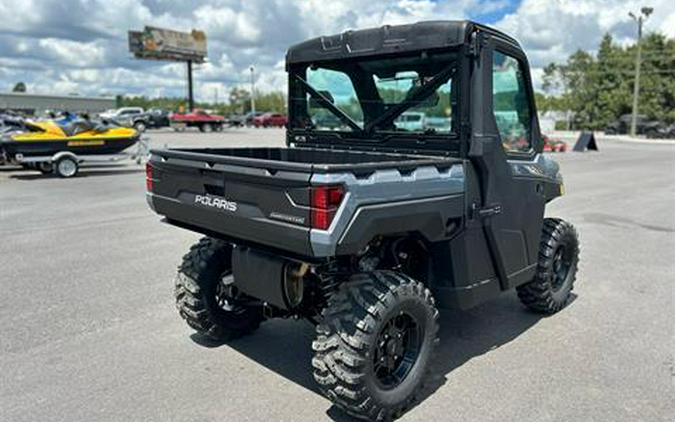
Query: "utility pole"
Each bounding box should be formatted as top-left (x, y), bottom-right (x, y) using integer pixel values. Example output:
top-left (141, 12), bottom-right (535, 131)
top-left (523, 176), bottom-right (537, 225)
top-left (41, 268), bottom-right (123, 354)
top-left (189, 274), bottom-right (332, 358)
top-left (249, 65), bottom-right (256, 114)
top-left (628, 6), bottom-right (653, 137)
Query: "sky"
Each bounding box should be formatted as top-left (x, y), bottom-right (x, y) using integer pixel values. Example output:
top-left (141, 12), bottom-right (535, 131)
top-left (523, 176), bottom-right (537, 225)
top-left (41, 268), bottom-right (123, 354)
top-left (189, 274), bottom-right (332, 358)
top-left (0, 0), bottom-right (674, 101)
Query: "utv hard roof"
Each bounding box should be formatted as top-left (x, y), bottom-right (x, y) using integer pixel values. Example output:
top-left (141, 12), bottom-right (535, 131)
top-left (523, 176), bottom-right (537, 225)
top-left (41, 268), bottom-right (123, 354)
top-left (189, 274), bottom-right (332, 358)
top-left (286, 20), bottom-right (519, 66)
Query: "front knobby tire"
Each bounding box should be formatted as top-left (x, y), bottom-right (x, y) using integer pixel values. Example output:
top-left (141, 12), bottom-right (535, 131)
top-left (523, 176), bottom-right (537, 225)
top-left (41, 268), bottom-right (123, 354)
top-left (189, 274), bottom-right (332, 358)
top-left (312, 271), bottom-right (439, 422)
top-left (174, 237), bottom-right (263, 341)
top-left (517, 218), bottom-right (580, 314)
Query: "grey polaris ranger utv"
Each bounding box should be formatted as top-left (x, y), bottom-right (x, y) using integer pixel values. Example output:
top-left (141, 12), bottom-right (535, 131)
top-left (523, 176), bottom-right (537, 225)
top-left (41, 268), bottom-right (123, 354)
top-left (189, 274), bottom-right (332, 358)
top-left (146, 20), bottom-right (580, 421)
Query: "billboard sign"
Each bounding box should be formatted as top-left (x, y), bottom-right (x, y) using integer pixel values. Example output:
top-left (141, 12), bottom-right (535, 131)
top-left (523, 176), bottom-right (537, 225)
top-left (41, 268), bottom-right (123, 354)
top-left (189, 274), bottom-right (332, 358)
top-left (129, 26), bottom-right (207, 63)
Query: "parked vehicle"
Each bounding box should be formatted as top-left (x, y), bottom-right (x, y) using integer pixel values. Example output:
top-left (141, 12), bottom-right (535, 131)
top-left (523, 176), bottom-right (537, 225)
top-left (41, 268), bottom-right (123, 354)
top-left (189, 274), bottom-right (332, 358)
top-left (146, 21), bottom-right (580, 421)
top-left (226, 111), bottom-right (265, 127)
top-left (244, 111), bottom-right (264, 126)
top-left (116, 108), bottom-right (170, 132)
top-left (251, 112), bottom-right (288, 128)
top-left (99, 107), bottom-right (144, 123)
top-left (227, 114), bottom-right (246, 127)
top-left (542, 134), bottom-right (567, 152)
top-left (645, 123), bottom-right (675, 139)
top-left (395, 111), bottom-right (427, 131)
top-left (604, 114), bottom-right (664, 136)
top-left (170, 110), bottom-right (225, 132)
top-left (425, 116), bottom-right (452, 131)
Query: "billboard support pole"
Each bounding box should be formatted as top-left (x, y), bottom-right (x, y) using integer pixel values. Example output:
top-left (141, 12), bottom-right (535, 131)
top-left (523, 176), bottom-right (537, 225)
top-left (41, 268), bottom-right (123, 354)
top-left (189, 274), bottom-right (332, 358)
top-left (187, 60), bottom-right (194, 112)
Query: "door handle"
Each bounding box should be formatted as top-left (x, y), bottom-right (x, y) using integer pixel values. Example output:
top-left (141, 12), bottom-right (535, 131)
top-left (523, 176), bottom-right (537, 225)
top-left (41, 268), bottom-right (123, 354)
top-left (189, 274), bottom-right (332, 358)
top-left (471, 203), bottom-right (502, 220)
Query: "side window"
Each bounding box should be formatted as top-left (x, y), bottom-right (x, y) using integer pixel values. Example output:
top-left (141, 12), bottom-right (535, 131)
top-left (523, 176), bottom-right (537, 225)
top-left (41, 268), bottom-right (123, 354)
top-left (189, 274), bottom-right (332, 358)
top-left (492, 51), bottom-right (533, 153)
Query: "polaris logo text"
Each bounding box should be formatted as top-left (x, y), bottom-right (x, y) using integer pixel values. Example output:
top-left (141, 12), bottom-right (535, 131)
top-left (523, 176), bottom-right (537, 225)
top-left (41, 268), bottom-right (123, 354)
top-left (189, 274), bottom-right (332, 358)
top-left (194, 195), bottom-right (238, 212)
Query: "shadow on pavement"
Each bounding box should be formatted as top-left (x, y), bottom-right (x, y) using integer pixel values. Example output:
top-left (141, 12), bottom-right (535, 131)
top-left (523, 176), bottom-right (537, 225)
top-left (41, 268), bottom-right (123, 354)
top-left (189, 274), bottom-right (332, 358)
top-left (190, 292), bottom-right (570, 421)
top-left (583, 212), bottom-right (675, 233)
top-left (158, 128), bottom-right (241, 135)
top-left (10, 168), bottom-right (144, 180)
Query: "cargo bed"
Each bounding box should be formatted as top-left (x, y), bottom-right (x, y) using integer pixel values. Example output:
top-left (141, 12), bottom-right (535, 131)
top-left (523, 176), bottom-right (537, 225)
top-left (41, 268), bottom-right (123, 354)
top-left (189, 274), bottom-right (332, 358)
top-left (147, 147), bottom-right (463, 257)
top-left (152, 147), bottom-right (457, 174)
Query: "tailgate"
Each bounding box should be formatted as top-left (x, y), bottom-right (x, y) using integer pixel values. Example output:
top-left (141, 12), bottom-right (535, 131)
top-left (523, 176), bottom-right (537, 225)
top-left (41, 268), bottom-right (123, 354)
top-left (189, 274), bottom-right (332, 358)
top-left (146, 151), bottom-right (314, 256)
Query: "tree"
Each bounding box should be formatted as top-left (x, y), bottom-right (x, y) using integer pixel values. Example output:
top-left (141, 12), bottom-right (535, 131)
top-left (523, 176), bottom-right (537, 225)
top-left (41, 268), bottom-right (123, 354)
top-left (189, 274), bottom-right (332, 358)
top-left (228, 87), bottom-right (250, 113)
top-left (540, 31), bottom-right (675, 129)
top-left (255, 91), bottom-right (286, 113)
top-left (12, 82), bottom-right (26, 92)
top-left (594, 34), bottom-right (630, 127)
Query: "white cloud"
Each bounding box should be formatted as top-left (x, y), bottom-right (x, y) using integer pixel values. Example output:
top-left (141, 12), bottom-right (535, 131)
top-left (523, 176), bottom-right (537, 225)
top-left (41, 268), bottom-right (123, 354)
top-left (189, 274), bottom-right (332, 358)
top-left (0, 0), bottom-right (673, 99)
top-left (252, 59), bottom-right (287, 93)
top-left (37, 38), bottom-right (105, 67)
top-left (193, 5), bottom-right (262, 45)
top-left (494, 0), bottom-right (675, 89)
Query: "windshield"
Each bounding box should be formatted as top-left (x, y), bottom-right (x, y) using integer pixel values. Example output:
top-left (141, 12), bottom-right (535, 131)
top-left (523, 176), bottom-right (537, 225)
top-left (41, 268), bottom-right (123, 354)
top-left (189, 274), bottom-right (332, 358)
top-left (289, 51), bottom-right (458, 137)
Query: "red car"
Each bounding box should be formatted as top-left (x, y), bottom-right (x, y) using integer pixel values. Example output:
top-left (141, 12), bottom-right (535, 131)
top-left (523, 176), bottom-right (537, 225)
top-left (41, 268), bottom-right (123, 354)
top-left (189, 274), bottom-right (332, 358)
top-left (252, 112), bottom-right (288, 128)
top-left (542, 135), bottom-right (567, 152)
top-left (170, 110), bottom-right (226, 132)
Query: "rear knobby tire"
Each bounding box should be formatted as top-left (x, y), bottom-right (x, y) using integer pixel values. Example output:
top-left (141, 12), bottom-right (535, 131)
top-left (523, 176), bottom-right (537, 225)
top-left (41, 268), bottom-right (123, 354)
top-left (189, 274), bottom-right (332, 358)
top-left (312, 271), bottom-right (439, 422)
top-left (174, 237), bottom-right (263, 341)
top-left (517, 218), bottom-right (580, 314)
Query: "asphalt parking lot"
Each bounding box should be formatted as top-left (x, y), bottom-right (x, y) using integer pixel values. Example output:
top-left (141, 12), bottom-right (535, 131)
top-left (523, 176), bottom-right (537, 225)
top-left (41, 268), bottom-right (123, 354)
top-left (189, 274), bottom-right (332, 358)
top-left (0, 128), bottom-right (673, 422)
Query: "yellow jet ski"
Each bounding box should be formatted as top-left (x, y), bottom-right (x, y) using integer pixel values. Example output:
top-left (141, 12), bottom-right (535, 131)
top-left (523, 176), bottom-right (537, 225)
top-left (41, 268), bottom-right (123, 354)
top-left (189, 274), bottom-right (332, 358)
top-left (1, 117), bottom-right (140, 160)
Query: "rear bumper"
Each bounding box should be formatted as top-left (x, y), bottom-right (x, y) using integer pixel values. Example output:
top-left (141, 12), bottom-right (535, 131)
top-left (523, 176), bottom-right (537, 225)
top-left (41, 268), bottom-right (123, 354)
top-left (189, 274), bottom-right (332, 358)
top-left (146, 149), bottom-right (466, 260)
top-left (147, 192), bottom-right (313, 256)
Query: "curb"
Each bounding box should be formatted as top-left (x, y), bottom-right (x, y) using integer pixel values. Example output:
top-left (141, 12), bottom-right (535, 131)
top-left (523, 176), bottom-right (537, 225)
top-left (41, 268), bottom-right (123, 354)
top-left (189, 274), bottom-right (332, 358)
top-left (549, 132), bottom-right (675, 146)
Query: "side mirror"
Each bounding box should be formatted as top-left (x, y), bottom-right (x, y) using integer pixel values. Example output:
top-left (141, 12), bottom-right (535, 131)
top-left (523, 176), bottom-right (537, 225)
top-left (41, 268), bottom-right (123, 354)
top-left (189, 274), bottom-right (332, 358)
top-left (309, 90), bottom-right (334, 108)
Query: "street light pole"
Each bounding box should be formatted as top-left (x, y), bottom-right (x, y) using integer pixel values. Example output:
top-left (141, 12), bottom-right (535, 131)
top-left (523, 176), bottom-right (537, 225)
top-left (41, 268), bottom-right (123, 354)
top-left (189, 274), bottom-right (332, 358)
top-left (629, 7), bottom-right (653, 137)
top-left (249, 65), bottom-right (256, 114)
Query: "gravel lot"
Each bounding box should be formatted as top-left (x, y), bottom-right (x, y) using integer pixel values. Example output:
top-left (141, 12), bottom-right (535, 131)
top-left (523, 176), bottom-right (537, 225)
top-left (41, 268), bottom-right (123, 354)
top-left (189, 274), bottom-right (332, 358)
top-left (0, 128), bottom-right (673, 422)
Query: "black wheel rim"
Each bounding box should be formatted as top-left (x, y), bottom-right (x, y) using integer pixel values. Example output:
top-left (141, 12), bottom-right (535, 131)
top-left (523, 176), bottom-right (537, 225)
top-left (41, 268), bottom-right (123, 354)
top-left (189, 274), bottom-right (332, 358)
top-left (373, 311), bottom-right (422, 389)
top-left (551, 245), bottom-right (573, 291)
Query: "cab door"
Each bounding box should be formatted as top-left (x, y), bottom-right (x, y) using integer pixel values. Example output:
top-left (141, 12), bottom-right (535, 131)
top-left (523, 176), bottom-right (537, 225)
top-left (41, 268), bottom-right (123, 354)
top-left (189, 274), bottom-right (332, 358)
top-left (467, 33), bottom-right (547, 289)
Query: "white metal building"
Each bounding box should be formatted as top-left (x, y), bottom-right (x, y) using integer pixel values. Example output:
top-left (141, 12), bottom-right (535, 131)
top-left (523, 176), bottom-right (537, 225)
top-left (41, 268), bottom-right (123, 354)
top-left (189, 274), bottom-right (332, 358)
top-left (0, 92), bottom-right (116, 115)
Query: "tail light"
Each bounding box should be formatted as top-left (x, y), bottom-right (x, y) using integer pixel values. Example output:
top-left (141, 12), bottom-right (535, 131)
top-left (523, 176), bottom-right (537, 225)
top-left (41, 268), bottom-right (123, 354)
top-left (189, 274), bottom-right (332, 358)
top-left (145, 162), bottom-right (154, 192)
top-left (310, 185), bottom-right (344, 230)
